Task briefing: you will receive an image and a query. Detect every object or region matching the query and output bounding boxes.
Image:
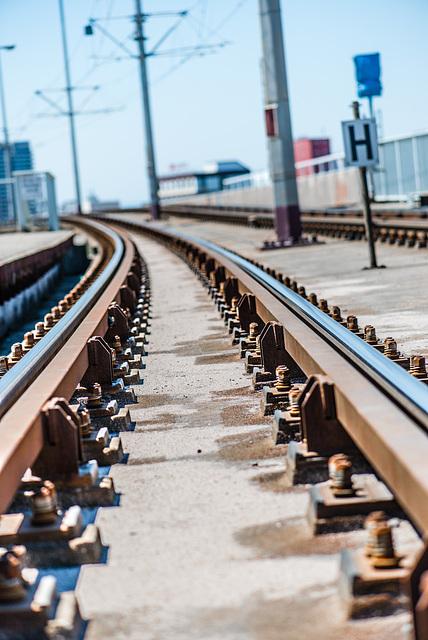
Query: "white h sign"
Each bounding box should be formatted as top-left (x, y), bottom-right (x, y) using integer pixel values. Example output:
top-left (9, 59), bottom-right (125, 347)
top-left (342, 118), bottom-right (379, 168)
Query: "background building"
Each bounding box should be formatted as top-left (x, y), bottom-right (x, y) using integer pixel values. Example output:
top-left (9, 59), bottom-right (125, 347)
top-left (294, 138), bottom-right (330, 177)
top-left (0, 141), bottom-right (33, 220)
top-left (159, 161), bottom-right (249, 200)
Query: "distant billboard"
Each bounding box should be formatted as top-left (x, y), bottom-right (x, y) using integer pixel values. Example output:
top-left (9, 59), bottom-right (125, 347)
top-left (353, 53), bottom-right (382, 98)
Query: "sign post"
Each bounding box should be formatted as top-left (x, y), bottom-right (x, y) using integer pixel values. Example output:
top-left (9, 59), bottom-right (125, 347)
top-left (342, 102), bottom-right (381, 269)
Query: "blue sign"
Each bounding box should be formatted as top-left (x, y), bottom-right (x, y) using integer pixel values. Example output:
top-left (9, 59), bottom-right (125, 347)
top-left (353, 53), bottom-right (382, 98)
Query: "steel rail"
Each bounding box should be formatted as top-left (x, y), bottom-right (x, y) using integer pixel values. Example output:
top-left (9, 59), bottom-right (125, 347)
top-left (102, 215), bottom-right (428, 535)
top-left (0, 219), bottom-right (123, 420)
top-left (161, 203), bottom-right (428, 236)
top-left (0, 218), bottom-right (135, 514)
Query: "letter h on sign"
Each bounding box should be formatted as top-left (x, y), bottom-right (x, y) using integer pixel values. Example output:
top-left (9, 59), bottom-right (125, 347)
top-left (342, 118), bottom-right (379, 168)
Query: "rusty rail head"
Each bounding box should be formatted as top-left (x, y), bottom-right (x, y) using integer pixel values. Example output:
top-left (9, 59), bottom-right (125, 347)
top-left (0, 217), bottom-right (135, 514)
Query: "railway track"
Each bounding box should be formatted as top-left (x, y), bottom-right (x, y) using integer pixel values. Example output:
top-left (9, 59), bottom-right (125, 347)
top-left (1, 214), bottom-right (428, 638)
top-left (154, 203), bottom-right (428, 248)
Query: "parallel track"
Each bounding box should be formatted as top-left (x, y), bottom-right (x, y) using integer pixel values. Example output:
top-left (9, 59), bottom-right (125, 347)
top-left (154, 202), bottom-right (428, 247)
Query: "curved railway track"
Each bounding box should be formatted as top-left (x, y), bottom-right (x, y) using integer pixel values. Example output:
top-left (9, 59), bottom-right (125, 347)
top-left (1, 213), bottom-right (428, 638)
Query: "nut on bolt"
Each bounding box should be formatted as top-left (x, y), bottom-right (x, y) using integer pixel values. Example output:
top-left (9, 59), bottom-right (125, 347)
top-left (33, 322), bottom-right (46, 342)
top-left (346, 315), bottom-right (359, 333)
top-left (77, 399), bottom-right (93, 437)
top-left (410, 355), bottom-right (427, 379)
top-left (328, 453), bottom-right (355, 497)
top-left (44, 313), bottom-right (55, 331)
top-left (30, 481), bottom-right (59, 526)
top-left (331, 306), bottom-right (344, 323)
top-left (22, 332), bottom-right (35, 352)
top-left (0, 548), bottom-right (27, 602)
top-left (319, 299), bottom-right (330, 313)
top-left (8, 343), bottom-right (23, 367)
top-left (86, 383), bottom-right (103, 408)
top-left (364, 511), bottom-right (400, 568)
top-left (275, 365), bottom-right (291, 393)
top-left (364, 325), bottom-right (378, 344)
top-left (51, 306), bottom-right (61, 323)
top-left (384, 337), bottom-right (398, 359)
top-left (248, 322), bottom-right (259, 340)
top-left (0, 356), bottom-right (9, 378)
top-left (288, 386), bottom-right (301, 417)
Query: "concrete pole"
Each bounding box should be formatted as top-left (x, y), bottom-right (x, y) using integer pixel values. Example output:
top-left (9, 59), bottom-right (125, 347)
top-left (58, 0), bottom-right (83, 215)
top-left (134, 0), bottom-right (161, 220)
top-left (258, 0), bottom-right (301, 243)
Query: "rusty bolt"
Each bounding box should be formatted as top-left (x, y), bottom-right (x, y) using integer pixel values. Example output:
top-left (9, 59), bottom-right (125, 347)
top-left (231, 297), bottom-right (240, 313)
top-left (410, 355), bottom-right (427, 378)
top-left (34, 322), bottom-right (46, 342)
top-left (30, 482), bottom-right (59, 526)
top-left (64, 294), bottom-right (74, 308)
top-left (364, 325), bottom-right (378, 344)
top-left (328, 453), bottom-right (355, 496)
top-left (288, 386), bottom-right (301, 417)
top-left (51, 306), bottom-right (61, 323)
top-left (275, 365), bottom-right (291, 393)
top-left (384, 337), bottom-right (398, 358)
top-left (290, 280), bottom-right (298, 293)
top-left (86, 383), bottom-right (103, 408)
top-left (79, 407), bottom-right (92, 437)
top-left (58, 300), bottom-right (68, 316)
top-left (364, 511), bottom-right (399, 568)
top-left (248, 322), bottom-right (259, 339)
top-left (22, 332), bottom-right (35, 352)
top-left (44, 313), bottom-right (54, 331)
top-left (309, 293), bottom-right (318, 306)
top-left (346, 315), bottom-right (359, 332)
top-left (0, 548), bottom-right (27, 602)
top-left (319, 299), bottom-right (330, 313)
top-left (76, 397), bottom-right (92, 437)
top-left (331, 306), bottom-right (343, 323)
top-left (0, 356), bottom-right (9, 378)
top-left (8, 343), bottom-right (23, 366)
top-left (110, 335), bottom-right (123, 353)
top-left (298, 286), bottom-right (307, 299)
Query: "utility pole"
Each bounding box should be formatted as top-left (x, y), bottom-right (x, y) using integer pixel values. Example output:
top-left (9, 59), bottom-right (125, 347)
top-left (0, 45), bottom-right (15, 221)
top-left (58, 0), bottom-right (82, 215)
top-left (134, 0), bottom-right (160, 220)
top-left (258, 0), bottom-right (301, 243)
top-left (352, 101), bottom-right (378, 268)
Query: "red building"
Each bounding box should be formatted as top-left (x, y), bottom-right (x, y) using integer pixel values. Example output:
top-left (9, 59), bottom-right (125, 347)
top-left (294, 138), bottom-right (330, 177)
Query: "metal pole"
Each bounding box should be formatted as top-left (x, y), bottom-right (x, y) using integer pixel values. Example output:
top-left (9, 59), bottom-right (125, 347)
top-left (0, 48), bottom-right (15, 221)
top-left (258, 0), bottom-right (301, 243)
top-left (352, 101), bottom-right (378, 268)
top-left (58, 0), bottom-right (83, 215)
top-left (134, 0), bottom-right (161, 220)
top-left (367, 95), bottom-right (375, 200)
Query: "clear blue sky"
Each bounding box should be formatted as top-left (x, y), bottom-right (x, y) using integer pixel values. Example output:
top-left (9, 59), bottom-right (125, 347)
top-left (1, 0), bottom-right (428, 207)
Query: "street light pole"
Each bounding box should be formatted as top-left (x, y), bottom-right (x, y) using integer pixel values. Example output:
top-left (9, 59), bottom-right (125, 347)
top-left (58, 0), bottom-right (83, 215)
top-left (0, 45), bottom-right (15, 221)
top-left (134, 0), bottom-right (161, 220)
